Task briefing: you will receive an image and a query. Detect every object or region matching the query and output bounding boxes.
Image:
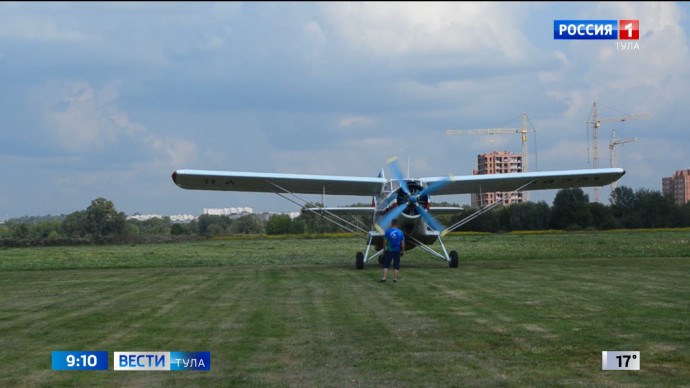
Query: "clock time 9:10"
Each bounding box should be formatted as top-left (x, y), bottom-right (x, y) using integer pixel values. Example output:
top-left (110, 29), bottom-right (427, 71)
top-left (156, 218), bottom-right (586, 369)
top-left (66, 353), bottom-right (98, 367)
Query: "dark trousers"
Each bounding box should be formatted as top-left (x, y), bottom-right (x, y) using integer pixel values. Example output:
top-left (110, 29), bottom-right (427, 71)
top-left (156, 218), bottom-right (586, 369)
top-left (383, 251), bottom-right (401, 270)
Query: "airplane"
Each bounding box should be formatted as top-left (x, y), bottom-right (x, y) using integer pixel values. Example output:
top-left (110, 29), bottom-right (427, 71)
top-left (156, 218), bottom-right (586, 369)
top-left (171, 158), bottom-right (625, 269)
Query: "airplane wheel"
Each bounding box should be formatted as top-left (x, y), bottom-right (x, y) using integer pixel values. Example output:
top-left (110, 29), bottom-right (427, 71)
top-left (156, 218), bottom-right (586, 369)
top-left (449, 250), bottom-right (459, 268)
top-left (356, 252), bottom-right (364, 269)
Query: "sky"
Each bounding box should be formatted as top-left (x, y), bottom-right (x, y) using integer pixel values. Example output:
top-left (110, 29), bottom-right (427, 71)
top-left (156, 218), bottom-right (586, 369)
top-left (1, 2), bottom-right (689, 219)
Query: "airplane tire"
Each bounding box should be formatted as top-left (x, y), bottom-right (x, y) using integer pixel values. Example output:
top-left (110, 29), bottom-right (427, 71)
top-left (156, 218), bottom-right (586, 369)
top-left (356, 252), bottom-right (364, 269)
top-left (449, 250), bottom-right (459, 268)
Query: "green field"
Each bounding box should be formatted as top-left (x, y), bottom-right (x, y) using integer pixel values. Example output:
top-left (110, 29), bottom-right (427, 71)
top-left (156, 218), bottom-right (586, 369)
top-left (1, 231), bottom-right (689, 386)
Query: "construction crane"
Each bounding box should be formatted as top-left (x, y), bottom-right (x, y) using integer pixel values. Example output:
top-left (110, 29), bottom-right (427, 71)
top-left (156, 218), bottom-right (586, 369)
top-left (445, 112), bottom-right (533, 201)
top-left (587, 102), bottom-right (649, 202)
top-left (445, 112), bottom-right (532, 171)
top-left (609, 129), bottom-right (636, 191)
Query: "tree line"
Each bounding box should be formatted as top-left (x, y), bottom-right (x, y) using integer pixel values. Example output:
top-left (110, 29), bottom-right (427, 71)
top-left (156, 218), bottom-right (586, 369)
top-left (2, 186), bottom-right (689, 247)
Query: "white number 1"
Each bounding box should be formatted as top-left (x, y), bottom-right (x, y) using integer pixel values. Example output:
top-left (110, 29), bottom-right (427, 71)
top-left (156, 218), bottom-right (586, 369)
top-left (623, 23), bottom-right (633, 38)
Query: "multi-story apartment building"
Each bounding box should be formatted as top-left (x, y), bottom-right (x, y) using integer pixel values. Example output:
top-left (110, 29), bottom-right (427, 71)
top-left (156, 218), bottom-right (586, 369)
top-left (471, 151), bottom-right (524, 208)
top-left (662, 169), bottom-right (690, 206)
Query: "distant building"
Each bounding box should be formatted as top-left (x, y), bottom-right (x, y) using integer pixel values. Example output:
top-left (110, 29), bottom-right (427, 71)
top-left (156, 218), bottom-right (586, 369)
top-left (127, 214), bottom-right (197, 223)
top-left (254, 212), bottom-right (301, 221)
top-left (127, 214), bottom-right (164, 221)
top-left (169, 214), bottom-right (197, 223)
top-left (471, 150), bottom-right (524, 208)
top-left (203, 207), bottom-right (253, 219)
top-left (126, 208), bottom-right (299, 224)
top-left (662, 169), bottom-right (690, 206)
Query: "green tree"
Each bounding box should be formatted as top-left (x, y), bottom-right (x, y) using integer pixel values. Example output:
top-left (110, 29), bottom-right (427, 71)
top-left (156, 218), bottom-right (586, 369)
top-left (266, 214), bottom-right (293, 235)
top-left (229, 215), bottom-right (265, 234)
top-left (136, 217), bottom-right (171, 235)
top-left (551, 188), bottom-right (592, 230)
top-left (61, 210), bottom-right (88, 238)
top-left (35, 220), bottom-right (62, 239)
top-left (590, 202), bottom-right (618, 229)
top-left (85, 198), bottom-right (126, 242)
top-left (610, 186), bottom-right (636, 228)
top-left (633, 189), bottom-right (675, 228)
top-left (295, 204), bottom-right (343, 234)
top-left (9, 222), bottom-right (31, 239)
top-left (171, 223), bottom-right (193, 236)
top-left (505, 201), bottom-right (551, 231)
top-left (206, 224), bottom-right (225, 237)
top-left (677, 202), bottom-right (690, 227)
top-left (197, 214), bottom-right (231, 236)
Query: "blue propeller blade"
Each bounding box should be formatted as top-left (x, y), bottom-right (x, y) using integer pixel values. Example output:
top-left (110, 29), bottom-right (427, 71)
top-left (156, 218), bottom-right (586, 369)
top-left (415, 203), bottom-right (445, 232)
top-left (376, 203), bottom-right (407, 231)
top-left (378, 192), bottom-right (398, 209)
top-left (387, 157), bottom-right (410, 195)
top-left (418, 175), bottom-right (454, 198)
top-left (379, 157), bottom-right (451, 233)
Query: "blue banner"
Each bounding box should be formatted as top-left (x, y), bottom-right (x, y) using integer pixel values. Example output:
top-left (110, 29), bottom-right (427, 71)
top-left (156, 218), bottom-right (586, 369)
top-left (52, 351), bottom-right (108, 371)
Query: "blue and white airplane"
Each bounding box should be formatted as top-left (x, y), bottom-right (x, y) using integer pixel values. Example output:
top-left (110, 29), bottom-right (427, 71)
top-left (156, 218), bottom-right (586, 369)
top-left (172, 158), bottom-right (624, 269)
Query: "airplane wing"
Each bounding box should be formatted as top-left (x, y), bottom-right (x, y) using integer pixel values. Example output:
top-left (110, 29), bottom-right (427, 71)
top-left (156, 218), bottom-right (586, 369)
top-left (303, 207), bottom-right (377, 219)
top-left (422, 168), bottom-right (625, 196)
top-left (305, 206), bottom-right (465, 215)
top-left (305, 207), bottom-right (376, 214)
top-left (428, 207), bottom-right (466, 214)
top-left (172, 169), bottom-right (385, 196)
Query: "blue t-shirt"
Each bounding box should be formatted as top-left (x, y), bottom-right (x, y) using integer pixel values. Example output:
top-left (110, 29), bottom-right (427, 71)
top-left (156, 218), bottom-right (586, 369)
top-left (384, 227), bottom-right (405, 252)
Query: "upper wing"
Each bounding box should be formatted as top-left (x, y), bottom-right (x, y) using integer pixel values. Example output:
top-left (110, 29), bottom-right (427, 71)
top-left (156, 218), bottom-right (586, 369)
top-left (422, 168), bottom-right (626, 195)
top-left (172, 169), bottom-right (385, 196)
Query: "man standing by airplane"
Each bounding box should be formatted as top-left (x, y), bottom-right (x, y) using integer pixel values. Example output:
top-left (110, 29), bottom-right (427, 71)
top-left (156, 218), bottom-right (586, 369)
top-left (381, 219), bottom-right (405, 283)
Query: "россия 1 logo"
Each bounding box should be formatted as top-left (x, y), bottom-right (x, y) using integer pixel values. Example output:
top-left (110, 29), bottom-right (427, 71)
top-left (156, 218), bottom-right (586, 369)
top-left (554, 20), bottom-right (639, 50)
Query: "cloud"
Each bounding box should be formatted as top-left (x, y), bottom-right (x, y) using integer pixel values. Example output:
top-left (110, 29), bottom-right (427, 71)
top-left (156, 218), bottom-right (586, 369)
top-left (0, 3), bottom-right (88, 43)
top-left (46, 81), bottom-right (131, 151)
top-left (337, 115), bottom-right (373, 128)
top-left (2, 2), bottom-right (690, 218)
top-left (151, 138), bottom-right (198, 168)
top-left (323, 2), bottom-right (532, 64)
top-left (44, 81), bottom-right (197, 167)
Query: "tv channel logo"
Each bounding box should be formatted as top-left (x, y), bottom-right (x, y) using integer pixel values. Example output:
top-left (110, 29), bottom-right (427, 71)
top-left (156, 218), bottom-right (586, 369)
top-left (554, 20), bottom-right (639, 40)
top-left (114, 351), bottom-right (210, 371)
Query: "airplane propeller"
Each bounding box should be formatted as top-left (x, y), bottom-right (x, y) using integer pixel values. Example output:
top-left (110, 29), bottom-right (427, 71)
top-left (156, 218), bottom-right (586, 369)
top-left (376, 157), bottom-right (454, 233)
top-left (388, 157), bottom-right (411, 196)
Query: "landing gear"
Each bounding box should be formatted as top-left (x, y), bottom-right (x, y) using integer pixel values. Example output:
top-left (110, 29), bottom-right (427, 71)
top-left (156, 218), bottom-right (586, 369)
top-left (449, 250), bottom-right (459, 268)
top-left (355, 252), bottom-right (364, 269)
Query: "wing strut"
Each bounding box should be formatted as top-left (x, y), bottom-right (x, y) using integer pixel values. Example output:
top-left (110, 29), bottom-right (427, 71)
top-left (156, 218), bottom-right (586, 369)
top-left (406, 233), bottom-right (449, 261)
top-left (442, 180), bottom-right (535, 235)
top-left (266, 181), bottom-right (370, 237)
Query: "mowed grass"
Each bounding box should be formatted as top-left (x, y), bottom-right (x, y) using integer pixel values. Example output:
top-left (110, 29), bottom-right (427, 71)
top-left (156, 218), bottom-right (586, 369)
top-left (1, 231), bottom-right (689, 386)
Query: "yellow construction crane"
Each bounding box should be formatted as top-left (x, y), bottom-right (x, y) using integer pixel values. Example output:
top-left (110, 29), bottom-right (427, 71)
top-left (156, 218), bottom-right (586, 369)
top-left (445, 112), bottom-right (532, 172)
top-left (609, 129), bottom-right (636, 191)
top-left (587, 102), bottom-right (649, 202)
top-left (445, 112), bottom-right (533, 201)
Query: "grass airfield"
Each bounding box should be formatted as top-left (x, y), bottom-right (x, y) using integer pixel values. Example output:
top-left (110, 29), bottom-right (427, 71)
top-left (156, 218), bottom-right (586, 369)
top-left (1, 231), bottom-right (689, 386)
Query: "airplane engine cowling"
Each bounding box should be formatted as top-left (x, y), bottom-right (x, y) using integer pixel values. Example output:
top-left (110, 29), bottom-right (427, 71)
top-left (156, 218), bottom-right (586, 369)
top-left (396, 181), bottom-right (429, 216)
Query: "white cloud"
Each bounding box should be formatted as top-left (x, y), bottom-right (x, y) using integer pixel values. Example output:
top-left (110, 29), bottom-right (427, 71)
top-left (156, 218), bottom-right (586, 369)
top-left (323, 2), bottom-right (531, 63)
top-left (0, 9), bottom-right (88, 42)
top-left (577, 3), bottom-right (688, 103)
top-left (152, 138), bottom-right (198, 168)
top-left (337, 115), bottom-right (373, 128)
top-left (47, 82), bottom-right (106, 151)
top-left (3, 2), bottom-right (690, 217)
top-left (44, 81), bottom-right (197, 167)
